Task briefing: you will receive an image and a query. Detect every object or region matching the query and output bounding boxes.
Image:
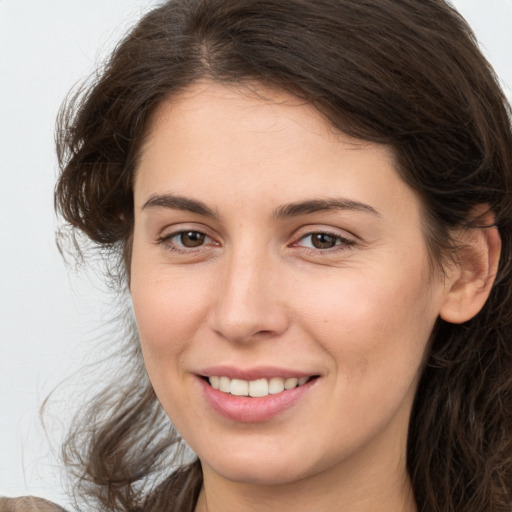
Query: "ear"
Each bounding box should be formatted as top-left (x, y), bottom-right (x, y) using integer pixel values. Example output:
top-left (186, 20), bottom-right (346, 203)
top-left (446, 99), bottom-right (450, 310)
top-left (439, 209), bottom-right (501, 324)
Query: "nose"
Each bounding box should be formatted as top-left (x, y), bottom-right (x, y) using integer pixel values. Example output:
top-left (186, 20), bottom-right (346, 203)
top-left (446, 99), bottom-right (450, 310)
top-left (208, 247), bottom-right (290, 344)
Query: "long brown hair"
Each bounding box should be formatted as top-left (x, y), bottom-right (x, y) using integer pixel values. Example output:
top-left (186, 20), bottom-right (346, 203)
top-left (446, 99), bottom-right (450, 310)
top-left (55, 0), bottom-right (512, 510)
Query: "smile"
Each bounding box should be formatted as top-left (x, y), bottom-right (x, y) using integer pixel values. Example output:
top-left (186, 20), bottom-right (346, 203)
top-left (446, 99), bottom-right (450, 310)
top-left (200, 371), bottom-right (320, 422)
top-left (207, 376), bottom-right (314, 397)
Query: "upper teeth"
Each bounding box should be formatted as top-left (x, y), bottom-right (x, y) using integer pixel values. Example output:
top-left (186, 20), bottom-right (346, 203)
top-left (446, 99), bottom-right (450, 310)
top-left (208, 376), bottom-right (310, 397)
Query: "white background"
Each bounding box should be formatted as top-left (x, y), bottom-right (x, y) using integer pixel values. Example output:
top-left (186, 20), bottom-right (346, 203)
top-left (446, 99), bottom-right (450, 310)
top-left (1, 0), bottom-right (511, 508)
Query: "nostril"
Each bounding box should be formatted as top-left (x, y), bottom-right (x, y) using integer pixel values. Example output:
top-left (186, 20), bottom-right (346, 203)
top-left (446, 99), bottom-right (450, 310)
top-left (254, 329), bottom-right (274, 337)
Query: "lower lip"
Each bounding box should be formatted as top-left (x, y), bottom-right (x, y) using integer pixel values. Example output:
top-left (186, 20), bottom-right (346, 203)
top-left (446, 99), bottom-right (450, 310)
top-left (199, 377), bottom-right (317, 423)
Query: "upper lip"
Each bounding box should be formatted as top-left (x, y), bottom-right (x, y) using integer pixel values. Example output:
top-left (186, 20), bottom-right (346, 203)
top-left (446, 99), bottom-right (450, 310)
top-left (198, 365), bottom-right (318, 381)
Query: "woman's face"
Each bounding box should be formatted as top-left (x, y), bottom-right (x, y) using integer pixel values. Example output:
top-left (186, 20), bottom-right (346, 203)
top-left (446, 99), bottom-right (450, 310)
top-left (130, 81), bottom-right (450, 487)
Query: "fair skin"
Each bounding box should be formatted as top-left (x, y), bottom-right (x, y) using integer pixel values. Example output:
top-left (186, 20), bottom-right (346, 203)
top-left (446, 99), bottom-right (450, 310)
top-left (130, 81), bottom-right (499, 512)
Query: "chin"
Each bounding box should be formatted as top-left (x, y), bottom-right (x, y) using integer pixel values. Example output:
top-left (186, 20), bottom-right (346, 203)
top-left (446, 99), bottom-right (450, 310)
top-left (196, 436), bottom-right (337, 487)
top-left (205, 456), bottom-right (311, 486)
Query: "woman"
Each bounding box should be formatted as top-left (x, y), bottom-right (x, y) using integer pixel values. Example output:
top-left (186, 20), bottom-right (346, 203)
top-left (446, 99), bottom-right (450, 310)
top-left (3, 0), bottom-right (511, 510)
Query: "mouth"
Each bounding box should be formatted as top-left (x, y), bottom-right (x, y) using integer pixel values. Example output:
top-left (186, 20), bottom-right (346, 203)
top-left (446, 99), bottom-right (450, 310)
top-left (199, 370), bottom-right (320, 422)
top-left (203, 375), bottom-right (319, 398)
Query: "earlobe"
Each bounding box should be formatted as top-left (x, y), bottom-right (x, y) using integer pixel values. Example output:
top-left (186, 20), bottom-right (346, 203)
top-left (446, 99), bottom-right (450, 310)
top-left (439, 215), bottom-right (501, 324)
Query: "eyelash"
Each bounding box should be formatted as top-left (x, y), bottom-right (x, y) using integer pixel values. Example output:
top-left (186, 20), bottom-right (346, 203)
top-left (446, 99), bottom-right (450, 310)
top-left (293, 231), bottom-right (356, 252)
top-left (157, 230), bottom-right (217, 254)
top-left (157, 229), bottom-right (355, 254)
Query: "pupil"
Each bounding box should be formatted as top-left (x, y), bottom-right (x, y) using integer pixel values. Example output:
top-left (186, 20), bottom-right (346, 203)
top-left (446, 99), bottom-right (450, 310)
top-left (312, 233), bottom-right (336, 249)
top-left (181, 231), bottom-right (205, 247)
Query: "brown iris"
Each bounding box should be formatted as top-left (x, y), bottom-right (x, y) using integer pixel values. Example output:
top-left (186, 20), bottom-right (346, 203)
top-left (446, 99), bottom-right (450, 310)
top-left (310, 233), bottom-right (338, 249)
top-left (180, 231), bottom-right (206, 247)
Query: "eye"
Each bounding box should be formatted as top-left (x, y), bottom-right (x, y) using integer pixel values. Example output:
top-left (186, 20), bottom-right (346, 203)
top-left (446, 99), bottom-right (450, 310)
top-left (175, 231), bottom-right (208, 247)
top-left (295, 231), bottom-right (355, 250)
top-left (160, 230), bottom-right (215, 250)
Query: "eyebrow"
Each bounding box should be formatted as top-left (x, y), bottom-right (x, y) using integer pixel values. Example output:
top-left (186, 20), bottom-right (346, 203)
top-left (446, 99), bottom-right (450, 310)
top-left (142, 194), bottom-right (217, 217)
top-left (273, 198), bottom-right (380, 219)
top-left (141, 193), bottom-right (380, 219)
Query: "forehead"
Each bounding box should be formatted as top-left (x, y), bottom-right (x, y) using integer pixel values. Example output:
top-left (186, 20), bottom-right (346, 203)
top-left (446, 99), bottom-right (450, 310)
top-left (142, 81), bottom-right (353, 161)
top-left (134, 80), bottom-right (419, 223)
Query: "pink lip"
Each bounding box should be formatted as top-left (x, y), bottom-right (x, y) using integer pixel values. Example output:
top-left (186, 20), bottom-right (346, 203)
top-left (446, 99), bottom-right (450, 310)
top-left (198, 365), bottom-right (314, 380)
top-left (198, 374), bottom-right (318, 423)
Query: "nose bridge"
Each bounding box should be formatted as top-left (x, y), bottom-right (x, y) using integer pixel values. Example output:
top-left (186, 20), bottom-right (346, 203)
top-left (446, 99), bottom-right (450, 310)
top-left (210, 240), bottom-right (287, 343)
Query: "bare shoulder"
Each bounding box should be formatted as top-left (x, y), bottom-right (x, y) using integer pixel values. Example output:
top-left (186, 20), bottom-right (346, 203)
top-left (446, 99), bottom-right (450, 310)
top-left (0, 497), bottom-right (68, 512)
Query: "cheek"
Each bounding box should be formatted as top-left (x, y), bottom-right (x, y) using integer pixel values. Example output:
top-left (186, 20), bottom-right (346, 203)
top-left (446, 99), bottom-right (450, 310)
top-left (297, 258), bottom-right (439, 389)
top-left (131, 275), bottom-right (209, 363)
top-left (129, 235), bottom-right (212, 379)
top-left (130, 268), bottom-right (211, 426)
